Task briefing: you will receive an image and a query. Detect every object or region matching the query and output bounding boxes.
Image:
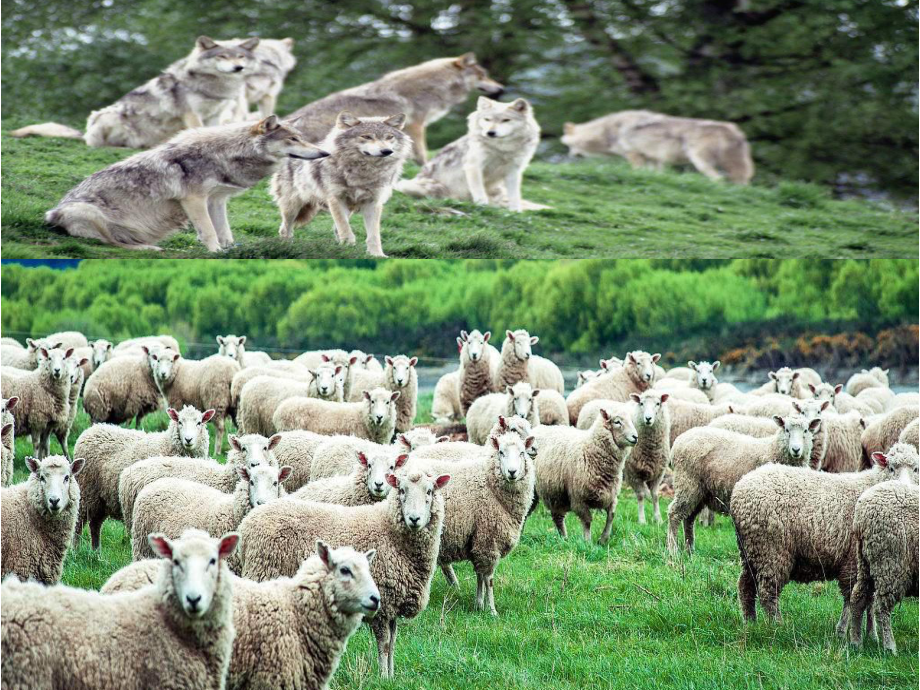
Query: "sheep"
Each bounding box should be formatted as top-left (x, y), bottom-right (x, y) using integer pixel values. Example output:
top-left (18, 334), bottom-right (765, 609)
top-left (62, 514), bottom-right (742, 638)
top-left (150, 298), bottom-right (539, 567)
top-left (576, 369), bottom-right (602, 388)
top-left (899, 418), bottom-right (919, 450)
top-left (273, 388), bottom-right (399, 444)
top-left (861, 405), bottom-right (919, 459)
top-left (653, 384), bottom-right (709, 406)
top-left (750, 367), bottom-right (809, 399)
top-left (664, 399), bottom-right (732, 446)
top-left (82, 345), bottom-right (172, 426)
top-left (347, 354), bottom-right (418, 433)
top-left (396, 427), bottom-right (450, 452)
top-left (849, 479), bottom-right (919, 653)
top-left (846, 367), bottom-right (889, 397)
top-left (356, 350), bottom-right (384, 372)
top-left (532, 407), bottom-right (638, 544)
top-left (216, 334), bottom-right (272, 368)
top-left (729, 443), bottom-right (919, 629)
top-left (566, 350), bottom-right (660, 425)
top-left (408, 430), bottom-right (535, 615)
top-left (102, 539), bottom-right (380, 690)
top-left (729, 395), bottom-right (801, 419)
top-left (855, 385), bottom-right (895, 410)
top-left (1, 529), bottom-right (238, 690)
top-left (236, 365), bottom-right (344, 436)
top-left (787, 401), bottom-right (863, 473)
top-left (71, 339), bottom-right (113, 381)
top-left (1, 345), bottom-right (74, 458)
top-left (310, 435), bottom-right (402, 480)
top-left (294, 451), bottom-right (408, 506)
top-left (293, 349), bottom-right (359, 399)
top-left (114, 334), bottom-right (181, 352)
top-left (1, 455), bottom-right (84, 583)
top-left (230, 359), bottom-right (312, 411)
top-left (535, 389), bottom-right (569, 426)
top-left (458, 329), bottom-right (500, 414)
top-left (271, 430), bottom-right (330, 490)
top-left (238, 470), bottom-right (451, 677)
top-left (132, 464), bottom-right (293, 561)
top-left (50, 351), bottom-right (89, 461)
top-left (119, 432), bottom-right (281, 533)
top-left (686, 360), bottom-right (720, 401)
top-left (1, 336), bottom-right (67, 370)
top-left (42, 330), bottom-right (88, 350)
top-left (1, 423), bottom-right (14, 487)
top-left (494, 329), bottom-right (565, 394)
top-left (431, 370), bottom-right (462, 423)
top-left (667, 414), bottom-right (820, 555)
top-left (467, 381), bottom-right (540, 445)
top-left (809, 382), bottom-right (879, 416)
top-left (153, 352), bottom-right (241, 455)
top-left (886, 392), bottom-right (919, 411)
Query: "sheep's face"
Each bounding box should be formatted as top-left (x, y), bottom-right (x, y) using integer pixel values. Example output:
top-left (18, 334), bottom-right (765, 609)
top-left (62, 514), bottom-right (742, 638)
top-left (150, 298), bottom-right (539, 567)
top-left (630, 391), bottom-right (669, 427)
top-left (315, 541), bottom-right (380, 617)
top-left (395, 429), bottom-right (442, 453)
top-left (26, 456), bottom-right (84, 515)
top-left (769, 368), bottom-right (798, 396)
top-left (217, 335), bottom-right (246, 361)
top-left (66, 354), bottom-right (88, 385)
top-left (625, 351), bottom-right (660, 385)
top-left (40, 346), bottom-right (73, 381)
top-left (792, 399), bottom-right (830, 425)
top-left (360, 451), bottom-right (407, 499)
top-left (576, 370), bottom-right (600, 388)
top-left (868, 367), bottom-right (890, 386)
top-left (505, 329), bottom-right (537, 361)
top-left (490, 431), bottom-right (532, 483)
top-left (810, 383), bottom-right (840, 404)
top-left (2, 397), bottom-right (18, 417)
top-left (600, 357), bottom-right (623, 374)
top-left (321, 351), bottom-right (358, 376)
top-left (385, 355), bottom-right (417, 388)
top-left (310, 364), bottom-right (343, 399)
top-left (169, 406), bottom-right (215, 451)
top-left (689, 360), bottom-right (719, 391)
top-left (772, 415), bottom-right (818, 464)
top-left (462, 330), bottom-right (491, 363)
top-left (147, 346), bottom-right (179, 383)
top-left (871, 443), bottom-right (920, 484)
top-left (387, 471), bottom-right (450, 531)
top-left (149, 530), bottom-right (238, 618)
top-left (599, 408), bottom-right (639, 448)
top-left (91, 339), bottom-right (113, 369)
top-left (507, 382), bottom-right (537, 418)
top-left (495, 415), bottom-right (538, 458)
top-left (229, 433), bottom-right (281, 469)
top-left (239, 464), bottom-right (291, 507)
top-left (364, 388), bottom-right (398, 427)
top-left (349, 350), bottom-right (371, 370)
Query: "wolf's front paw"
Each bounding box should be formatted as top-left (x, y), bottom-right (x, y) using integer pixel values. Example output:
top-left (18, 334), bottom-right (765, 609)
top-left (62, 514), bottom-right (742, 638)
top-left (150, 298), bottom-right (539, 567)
top-left (204, 241), bottom-right (221, 252)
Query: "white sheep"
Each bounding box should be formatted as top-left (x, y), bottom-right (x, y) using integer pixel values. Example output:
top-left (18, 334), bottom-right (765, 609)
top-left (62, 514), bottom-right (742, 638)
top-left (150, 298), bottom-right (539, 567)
top-left (50, 351), bottom-right (89, 461)
top-left (535, 389), bottom-right (569, 426)
top-left (271, 430), bottom-right (331, 490)
top-left (113, 334), bottom-right (181, 352)
top-left (886, 392), bottom-right (919, 411)
top-left (862, 405), bottom-right (919, 459)
top-left (273, 387), bottom-right (399, 443)
top-left (413, 415), bottom-right (538, 463)
top-left (750, 367), bottom-right (809, 399)
top-left (216, 334), bottom-right (272, 368)
top-left (431, 369), bottom-right (462, 423)
top-left (899, 418), bottom-right (919, 450)
top-left (685, 360), bottom-right (720, 401)
top-left (293, 349), bottom-right (359, 399)
top-left (494, 329), bottom-right (565, 394)
top-left (83, 345), bottom-right (173, 426)
top-left (566, 350), bottom-right (660, 425)
top-left (458, 329), bottom-right (500, 414)
top-left (846, 367), bottom-right (889, 397)
top-left (230, 359), bottom-right (313, 411)
top-left (622, 391), bottom-right (671, 524)
top-left (1, 397), bottom-right (19, 485)
top-left (466, 381), bottom-right (540, 444)
top-left (347, 355), bottom-right (418, 433)
top-left (666, 398), bottom-right (733, 446)
top-left (236, 364), bottom-right (344, 436)
top-left (293, 451), bottom-right (408, 506)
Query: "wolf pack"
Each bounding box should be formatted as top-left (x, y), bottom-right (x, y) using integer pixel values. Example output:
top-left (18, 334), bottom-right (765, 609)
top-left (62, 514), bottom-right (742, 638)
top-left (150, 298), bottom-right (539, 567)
top-left (16, 35), bottom-right (755, 256)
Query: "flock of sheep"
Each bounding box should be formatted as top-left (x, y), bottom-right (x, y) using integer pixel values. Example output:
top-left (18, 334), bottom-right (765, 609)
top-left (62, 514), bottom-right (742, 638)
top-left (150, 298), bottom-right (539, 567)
top-left (0, 327), bottom-right (918, 689)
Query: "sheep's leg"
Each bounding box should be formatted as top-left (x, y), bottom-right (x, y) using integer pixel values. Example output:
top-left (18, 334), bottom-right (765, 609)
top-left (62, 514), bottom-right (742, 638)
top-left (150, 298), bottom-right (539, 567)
top-left (53, 431), bottom-right (71, 461)
top-left (666, 488), bottom-right (699, 555)
top-left (866, 600), bottom-right (877, 642)
top-left (387, 618), bottom-right (398, 677)
top-left (649, 477), bottom-right (663, 525)
top-left (598, 501), bottom-right (615, 545)
top-left (738, 566), bottom-right (757, 622)
top-left (40, 429), bottom-right (52, 459)
top-left (635, 485), bottom-right (647, 526)
top-left (371, 616), bottom-right (391, 677)
top-left (30, 431), bottom-right (42, 459)
top-left (550, 509), bottom-right (567, 538)
top-left (89, 513), bottom-right (104, 551)
top-left (442, 564), bottom-right (460, 588)
top-left (699, 506), bottom-right (714, 527)
top-left (475, 572), bottom-right (485, 611)
top-left (485, 565), bottom-right (498, 616)
top-left (213, 415), bottom-right (226, 456)
top-left (682, 502), bottom-right (706, 554)
top-left (875, 594), bottom-right (896, 653)
top-left (835, 599), bottom-right (852, 638)
top-left (755, 571), bottom-right (785, 623)
top-left (849, 580), bottom-right (872, 647)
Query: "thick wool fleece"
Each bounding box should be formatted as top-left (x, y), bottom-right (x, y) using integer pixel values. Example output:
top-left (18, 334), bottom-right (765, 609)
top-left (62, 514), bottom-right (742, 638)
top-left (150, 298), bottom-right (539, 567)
top-left (293, 463), bottom-right (381, 506)
top-left (845, 370), bottom-right (887, 397)
top-left (82, 354), bottom-right (162, 424)
top-left (1, 557), bottom-right (235, 690)
top-left (622, 400), bottom-right (671, 523)
top-left (432, 370), bottom-right (462, 422)
top-left (494, 340), bottom-right (564, 394)
top-left (0, 460), bottom-right (80, 583)
top-left (347, 357), bottom-right (418, 433)
top-left (272, 394), bottom-right (397, 444)
top-left (535, 389), bottom-right (569, 426)
top-left (862, 406), bottom-right (918, 459)
top-left (666, 399), bottom-right (733, 446)
top-left (237, 372), bottom-right (337, 437)
top-left (565, 357), bottom-right (654, 425)
top-left (1, 360), bottom-right (71, 445)
top-left (899, 418), bottom-right (919, 451)
top-left (161, 355), bottom-right (240, 453)
top-left (459, 342), bottom-right (499, 415)
top-left (466, 386), bottom-right (540, 445)
top-left (273, 430), bottom-right (329, 490)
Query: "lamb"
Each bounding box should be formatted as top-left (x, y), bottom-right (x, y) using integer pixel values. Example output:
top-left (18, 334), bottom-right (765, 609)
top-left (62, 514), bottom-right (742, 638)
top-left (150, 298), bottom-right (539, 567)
top-left (1, 423), bottom-right (14, 487)
top-left (1, 529), bottom-right (238, 690)
top-left (653, 384), bottom-right (709, 405)
top-left (236, 364), bottom-right (344, 436)
top-left (273, 387), bottom-right (399, 444)
top-left (408, 430), bottom-right (535, 615)
top-left (293, 451), bottom-right (408, 506)
top-left (51, 351), bottom-right (90, 461)
top-left (293, 349), bottom-right (359, 399)
top-left (1, 336), bottom-right (66, 370)
top-left (102, 538), bottom-right (380, 690)
top-left (620, 391), bottom-right (671, 525)
top-left (71, 339), bottom-right (113, 381)
top-left (216, 334), bottom-right (272, 368)
top-left (846, 367), bottom-right (889, 397)
top-left (82, 345), bottom-right (171, 425)
top-left (466, 381), bottom-right (540, 444)
top-left (729, 443), bottom-right (919, 630)
top-left (861, 405), bottom-right (919, 459)
top-left (238, 470), bottom-right (451, 677)
top-left (310, 435), bottom-right (405, 480)
top-left (412, 415), bottom-right (537, 463)
top-left (347, 354), bottom-right (418, 433)
top-left (457, 329), bottom-right (500, 414)
top-left (795, 404), bottom-right (864, 473)
top-left (494, 329), bottom-right (565, 394)
top-left (532, 407), bottom-right (638, 544)
top-left (1, 345), bottom-right (75, 458)
top-left (899, 418), bottom-right (919, 450)
top-left (535, 389), bottom-right (569, 426)
top-left (114, 334), bottom-right (181, 353)
top-left (667, 414), bottom-right (820, 555)
top-left (666, 399), bottom-right (733, 446)
top-left (132, 464), bottom-right (293, 561)
top-left (119, 432), bottom-right (281, 533)
top-left (431, 370), bottom-right (462, 423)
top-left (72, 405), bottom-right (213, 548)
top-left (849, 479), bottom-right (919, 653)
top-left (0, 455), bottom-right (84, 583)
top-left (566, 350), bottom-right (660, 425)
top-left (810, 381), bottom-right (880, 416)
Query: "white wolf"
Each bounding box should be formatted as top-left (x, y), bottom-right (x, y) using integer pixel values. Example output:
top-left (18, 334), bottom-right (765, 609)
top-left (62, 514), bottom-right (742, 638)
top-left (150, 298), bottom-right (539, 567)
top-left (270, 111), bottom-right (412, 257)
top-left (396, 97), bottom-right (546, 211)
top-left (45, 116), bottom-right (328, 252)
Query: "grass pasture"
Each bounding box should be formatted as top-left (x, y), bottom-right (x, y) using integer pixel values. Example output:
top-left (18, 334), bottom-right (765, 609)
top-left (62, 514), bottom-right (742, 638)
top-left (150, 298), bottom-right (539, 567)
top-left (1, 128), bottom-right (916, 259)
top-left (6, 391), bottom-right (918, 689)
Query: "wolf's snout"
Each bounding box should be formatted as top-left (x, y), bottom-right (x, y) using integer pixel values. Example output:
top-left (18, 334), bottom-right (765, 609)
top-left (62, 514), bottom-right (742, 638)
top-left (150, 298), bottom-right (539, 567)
top-left (487, 131), bottom-right (497, 138)
top-left (232, 65), bottom-right (244, 72)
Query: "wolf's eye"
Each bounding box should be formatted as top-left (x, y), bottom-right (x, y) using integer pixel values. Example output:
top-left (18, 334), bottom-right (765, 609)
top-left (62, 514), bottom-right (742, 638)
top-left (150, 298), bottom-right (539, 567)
top-left (288, 137), bottom-right (298, 142)
top-left (502, 119), bottom-right (512, 123)
top-left (361, 135), bottom-right (373, 140)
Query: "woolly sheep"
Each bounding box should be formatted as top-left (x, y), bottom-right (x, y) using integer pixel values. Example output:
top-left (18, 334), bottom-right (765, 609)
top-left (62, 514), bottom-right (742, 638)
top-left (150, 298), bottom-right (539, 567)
top-left (494, 329), bottom-right (565, 394)
top-left (667, 414), bottom-right (820, 555)
top-left (1, 529), bottom-right (238, 690)
top-left (132, 464), bottom-right (293, 561)
top-left (846, 367), bottom-right (889, 397)
top-left (789, 401), bottom-right (863, 473)
top-left (566, 350), bottom-right (660, 425)
top-left (431, 370), bottom-right (462, 423)
top-left (730, 443), bottom-right (918, 629)
top-left (51, 351), bottom-right (89, 461)
top-left (114, 334), bottom-right (181, 352)
top-left (236, 365), bottom-right (344, 436)
top-left (230, 359), bottom-right (313, 411)
top-left (119, 433), bottom-right (281, 534)
top-left (294, 349), bottom-right (359, 399)
top-left (653, 384), bottom-right (709, 405)
top-left (750, 367), bottom-right (809, 399)
top-left (899, 418), bottom-right (919, 450)
top-left (686, 360), bottom-right (720, 401)
top-left (855, 385), bottom-right (895, 410)
top-left (576, 369), bottom-right (602, 388)
top-left (72, 405), bottom-right (214, 548)
top-left (467, 382), bottom-right (540, 445)
top-left (0, 455), bottom-right (85, 583)
top-left (310, 435), bottom-right (402, 480)
top-left (216, 334), bottom-right (272, 368)
top-left (861, 405), bottom-right (919, 459)
top-left (535, 389), bottom-right (569, 426)
top-left (412, 415), bottom-right (538, 463)
top-left (532, 408), bottom-right (638, 544)
top-left (1, 423), bottom-right (13, 487)
top-left (849, 479), bottom-right (919, 653)
top-left (809, 382), bottom-right (878, 416)
top-left (1, 345), bottom-right (75, 458)
top-left (1, 336), bottom-right (67, 370)
top-left (102, 539), bottom-right (380, 690)
top-left (622, 391), bottom-right (671, 524)
top-left (273, 387), bottom-right (399, 444)
top-left (271, 430), bottom-right (331, 490)
top-left (662, 399), bottom-right (731, 446)
top-left (458, 329), bottom-right (500, 414)
top-left (238, 470), bottom-right (451, 677)
top-left (347, 355), bottom-right (419, 433)
top-left (396, 427), bottom-right (450, 452)
top-left (82, 345), bottom-right (172, 426)
top-left (886, 392), bottom-right (919, 411)
top-left (294, 451), bottom-right (408, 506)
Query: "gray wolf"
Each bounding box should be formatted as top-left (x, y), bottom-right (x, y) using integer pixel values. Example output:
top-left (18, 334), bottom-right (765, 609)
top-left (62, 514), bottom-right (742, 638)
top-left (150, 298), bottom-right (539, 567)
top-left (561, 110), bottom-right (754, 184)
top-left (285, 53), bottom-right (504, 163)
top-left (396, 97), bottom-right (547, 212)
top-left (226, 37), bottom-right (297, 119)
top-left (11, 36), bottom-right (259, 149)
top-left (270, 111), bottom-right (412, 257)
top-left (45, 116), bottom-right (328, 252)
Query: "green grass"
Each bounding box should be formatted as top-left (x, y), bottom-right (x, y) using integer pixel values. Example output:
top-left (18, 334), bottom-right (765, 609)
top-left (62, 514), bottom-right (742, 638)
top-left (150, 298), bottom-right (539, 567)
top-left (2, 126), bottom-right (916, 259)
top-left (8, 393), bottom-right (918, 689)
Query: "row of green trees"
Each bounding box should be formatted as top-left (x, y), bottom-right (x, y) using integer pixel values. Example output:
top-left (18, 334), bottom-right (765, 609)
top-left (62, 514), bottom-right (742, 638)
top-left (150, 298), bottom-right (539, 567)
top-left (1, 260), bottom-right (916, 364)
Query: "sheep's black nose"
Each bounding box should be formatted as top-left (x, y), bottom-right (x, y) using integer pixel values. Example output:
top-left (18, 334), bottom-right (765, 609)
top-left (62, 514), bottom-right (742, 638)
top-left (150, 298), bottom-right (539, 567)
top-left (186, 594), bottom-right (202, 610)
top-left (49, 497), bottom-right (60, 508)
top-left (368, 595), bottom-right (380, 609)
top-left (508, 469), bottom-right (517, 479)
top-left (408, 516), bottom-right (419, 525)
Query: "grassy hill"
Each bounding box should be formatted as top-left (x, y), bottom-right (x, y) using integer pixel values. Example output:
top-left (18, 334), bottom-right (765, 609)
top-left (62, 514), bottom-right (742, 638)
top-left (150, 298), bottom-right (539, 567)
top-left (2, 127), bottom-right (916, 259)
top-left (8, 393), bottom-right (919, 689)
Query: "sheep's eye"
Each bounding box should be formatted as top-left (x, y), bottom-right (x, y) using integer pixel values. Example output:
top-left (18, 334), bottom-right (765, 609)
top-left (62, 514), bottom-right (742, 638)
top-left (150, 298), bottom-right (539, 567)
top-left (39, 476), bottom-right (46, 483)
top-left (263, 446), bottom-right (268, 452)
top-left (250, 480), bottom-right (255, 485)
top-left (173, 559), bottom-right (180, 566)
top-left (197, 421), bottom-right (202, 426)
top-left (64, 475), bottom-right (70, 482)
top-left (399, 488), bottom-right (405, 495)
top-left (209, 558), bottom-right (216, 566)
top-left (250, 462), bottom-right (259, 468)
top-left (340, 566), bottom-right (352, 577)
top-left (273, 481), bottom-right (278, 486)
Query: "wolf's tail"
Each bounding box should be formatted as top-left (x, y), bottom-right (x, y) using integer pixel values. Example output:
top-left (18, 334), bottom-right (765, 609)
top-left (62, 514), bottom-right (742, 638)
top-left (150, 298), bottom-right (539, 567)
top-left (395, 176), bottom-right (447, 198)
top-left (9, 123), bottom-right (84, 140)
top-left (723, 137), bottom-right (754, 185)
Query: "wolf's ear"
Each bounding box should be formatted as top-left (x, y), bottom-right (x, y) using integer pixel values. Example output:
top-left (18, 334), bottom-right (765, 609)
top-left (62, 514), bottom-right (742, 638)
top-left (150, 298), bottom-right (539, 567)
top-left (239, 37), bottom-right (260, 51)
top-left (282, 38), bottom-right (295, 49)
top-left (454, 52), bottom-right (477, 68)
top-left (384, 113), bottom-right (407, 130)
top-left (477, 96), bottom-right (494, 111)
top-left (196, 36), bottom-right (219, 51)
top-left (336, 111), bottom-right (361, 129)
top-left (563, 122), bottom-right (575, 134)
top-left (510, 98), bottom-right (529, 112)
top-left (251, 115), bottom-right (280, 135)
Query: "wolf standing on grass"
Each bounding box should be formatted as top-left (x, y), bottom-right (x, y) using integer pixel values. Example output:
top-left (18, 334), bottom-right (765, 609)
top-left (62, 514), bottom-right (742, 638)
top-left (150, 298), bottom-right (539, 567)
top-left (271, 112), bottom-right (412, 257)
top-left (397, 98), bottom-right (546, 212)
top-left (45, 116), bottom-right (328, 252)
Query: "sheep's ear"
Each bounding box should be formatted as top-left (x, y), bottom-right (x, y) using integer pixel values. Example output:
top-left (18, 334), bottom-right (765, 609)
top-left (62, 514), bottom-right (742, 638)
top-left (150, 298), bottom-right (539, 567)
top-left (25, 456), bottom-right (40, 474)
top-left (460, 330), bottom-right (469, 341)
top-left (769, 372), bottom-right (777, 381)
top-left (820, 401), bottom-right (831, 412)
top-left (238, 336), bottom-right (247, 346)
top-left (390, 391), bottom-right (401, 402)
top-left (141, 345), bottom-right (150, 355)
top-left (105, 342), bottom-right (112, 351)
top-left (334, 365), bottom-right (343, 375)
top-left (712, 361), bottom-right (721, 371)
top-left (408, 357), bottom-right (418, 367)
top-left (599, 408), bottom-right (610, 421)
top-left (524, 436), bottom-right (535, 449)
top-left (148, 533), bottom-right (174, 560)
top-left (364, 354), bottom-right (374, 364)
top-left (237, 466), bottom-right (251, 481)
top-left (70, 457), bottom-right (86, 476)
top-left (77, 357), bottom-right (89, 367)
top-left (772, 415), bottom-right (785, 429)
top-left (483, 331), bottom-right (491, 342)
top-left (348, 356), bottom-right (358, 366)
top-left (196, 36), bottom-right (219, 51)
top-left (239, 37), bottom-right (260, 51)
top-left (497, 415), bottom-right (508, 430)
top-left (792, 372), bottom-right (800, 380)
top-left (858, 417), bottom-right (866, 429)
top-left (532, 389), bottom-right (540, 398)
top-left (660, 393), bottom-right (669, 403)
top-left (436, 435), bottom-right (450, 443)
top-left (357, 451), bottom-right (369, 466)
top-left (385, 356), bottom-right (394, 366)
top-left (530, 335), bottom-right (539, 345)
top-left (363, 391), bottom-right (372, 401)
top-left (870, 451), bottom-right (888, 468)
top-left (364, 549), bottom-right (376, 564)
top-left (626, 352), bottom-right (637, 364)
top-left (456, 337), bottom-right (464, 350)
top-left (167, 408), bottom-right (180, 423)
top-left (172, 353), bottom-right (180, 362)
top-left (808, 418), bottom-right (822, 432)
top-left (39, 347), bottom-right (49, 359)
top-left (808, 384), bottom-right (816, 394)
top-left (395, 454), bottom-right (409, 468)
top-left (316, 540), bottom-right (333, 569)
top-left (278, 466), bottom-right (293, 483)
top-left (218, 533), bottom-right (240, 560)
top-left (505, 385), bottom-right (513, 394)
top-left (834, 384), bottom-right (843, 394)
top-left (792, 402), bottom-right (803, 413)
top-left (26, 338), bottom-right (37, 349)
top-left (202, 409), bottom-right (217, 423)
top-left (384, 113), bottom-right (407, 129)
top-left (321, 354), bottom-right (331, 362)
top-left (629, 393), bottom-right (641, 403)
top-left (336, 111), bottom-right (361, 128)
top-left (882, 368), bottom-right (889, 375)
top-left (728, 405), bottom-right (734, 414)
top-left (267, 434), bottom-right (282, 450)
top-left (491, 436), bottom-right (500, 450)
top-left (216, 336), bottom-right (225, 345)
top-left (599, 359), bottom-right (608, 370)
top-left (385, 473), bottom-right (398, 488)
top-left (229, 435), bottom-right (243, 452)
top-left (651, 353), bottom-right (661, 363)
top-left (434, 474), bottom-right (451, 489)
top-left (0, 423), bottom-right (12, 441)
top-left (397, 434), bottom-right (410, 449)
top-left (688, 361), bottom-right (697, 371)
top-left (6, 397), bottom-right (18, 410)
top-left (506, 330), bottom-right (514, 341)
